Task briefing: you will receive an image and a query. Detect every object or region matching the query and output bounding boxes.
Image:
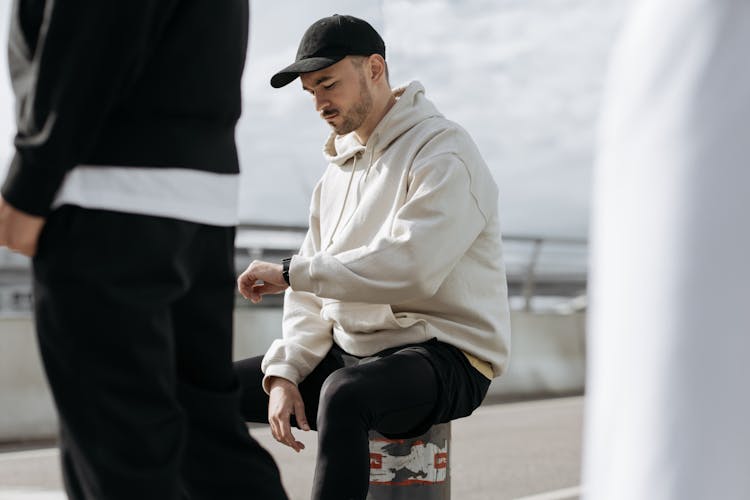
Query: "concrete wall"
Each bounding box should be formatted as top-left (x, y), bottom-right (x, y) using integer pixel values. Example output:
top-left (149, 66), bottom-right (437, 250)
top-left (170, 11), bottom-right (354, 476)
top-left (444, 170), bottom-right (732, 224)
top-left (488, 311), bottom-right (586, 402)
top-left (0, 317), bottom-right (58, 442)
top-left (0, 309), bottom-right (585, 442)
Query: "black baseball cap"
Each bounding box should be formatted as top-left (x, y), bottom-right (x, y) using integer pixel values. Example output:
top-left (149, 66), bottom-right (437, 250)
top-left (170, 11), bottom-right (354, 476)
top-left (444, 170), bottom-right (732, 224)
top-left (270, 14), bottom-right (386, 88)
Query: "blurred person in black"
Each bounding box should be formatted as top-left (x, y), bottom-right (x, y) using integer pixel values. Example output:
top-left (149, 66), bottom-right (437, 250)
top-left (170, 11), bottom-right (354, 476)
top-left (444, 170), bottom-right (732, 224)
top-left (0, 1), bottom-right (287, 498)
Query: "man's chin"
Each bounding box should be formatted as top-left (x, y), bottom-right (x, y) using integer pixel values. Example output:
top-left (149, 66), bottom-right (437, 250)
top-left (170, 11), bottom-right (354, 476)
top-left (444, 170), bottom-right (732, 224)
top-left (332, 125), bottom-right (354, 135)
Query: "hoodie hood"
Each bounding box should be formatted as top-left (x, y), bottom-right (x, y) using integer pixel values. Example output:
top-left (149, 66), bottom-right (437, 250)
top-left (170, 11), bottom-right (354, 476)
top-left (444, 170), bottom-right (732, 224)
top-left (323, 81), bottom-right (443, 166)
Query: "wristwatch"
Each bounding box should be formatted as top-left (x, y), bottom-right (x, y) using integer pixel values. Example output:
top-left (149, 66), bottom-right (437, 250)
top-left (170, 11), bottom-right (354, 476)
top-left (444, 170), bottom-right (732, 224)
top-left (281, 257), bottom-right (292, 285)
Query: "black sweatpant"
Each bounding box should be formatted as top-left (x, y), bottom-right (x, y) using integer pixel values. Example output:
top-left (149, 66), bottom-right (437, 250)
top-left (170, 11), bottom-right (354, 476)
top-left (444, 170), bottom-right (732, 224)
top-left (32, 206), bottom-right (287, 500)
top-left (236, 339), bottom-right (490, 500)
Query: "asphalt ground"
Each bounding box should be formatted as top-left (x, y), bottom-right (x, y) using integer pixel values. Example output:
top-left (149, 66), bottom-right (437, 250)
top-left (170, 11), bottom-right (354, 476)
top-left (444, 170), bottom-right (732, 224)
top-left (0, 397), bottom-right (583, 500)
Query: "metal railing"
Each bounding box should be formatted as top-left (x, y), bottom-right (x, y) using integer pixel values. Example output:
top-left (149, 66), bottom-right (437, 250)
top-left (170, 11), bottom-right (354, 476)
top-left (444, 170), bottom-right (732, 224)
top-left (0, 227), bottom-right (588, 315)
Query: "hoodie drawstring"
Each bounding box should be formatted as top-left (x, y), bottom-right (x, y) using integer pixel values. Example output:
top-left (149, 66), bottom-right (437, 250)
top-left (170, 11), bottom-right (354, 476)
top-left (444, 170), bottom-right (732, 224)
top-left (326, 136), bottom-right (379, 250)
top-left (325, 155), bottom-right (358, 250)
top-left (361, 135), bottom-right (378, 184)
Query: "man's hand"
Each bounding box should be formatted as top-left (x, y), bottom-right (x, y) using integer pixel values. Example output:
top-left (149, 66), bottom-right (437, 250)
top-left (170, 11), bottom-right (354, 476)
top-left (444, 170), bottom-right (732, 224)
top-left (0, 196), bottom-right (45, 257)
top-left (237, 260), bottom-right (288, 304)
top-left (267, 377), bottom-right (310, 452)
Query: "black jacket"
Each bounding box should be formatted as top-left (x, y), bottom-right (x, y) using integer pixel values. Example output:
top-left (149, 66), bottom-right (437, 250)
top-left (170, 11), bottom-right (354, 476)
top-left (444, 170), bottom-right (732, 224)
top-left (2, 0), bottom-right (250, 216)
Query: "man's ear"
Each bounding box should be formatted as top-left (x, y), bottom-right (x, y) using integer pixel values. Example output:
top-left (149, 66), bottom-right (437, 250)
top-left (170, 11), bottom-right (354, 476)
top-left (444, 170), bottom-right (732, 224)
top-left (368, 54), bottom-right (387, 83)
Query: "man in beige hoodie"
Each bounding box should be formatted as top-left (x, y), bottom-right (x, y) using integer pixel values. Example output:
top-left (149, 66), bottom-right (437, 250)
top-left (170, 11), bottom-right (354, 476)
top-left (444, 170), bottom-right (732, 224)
top-left (236, 14), bottom-right (511, 500)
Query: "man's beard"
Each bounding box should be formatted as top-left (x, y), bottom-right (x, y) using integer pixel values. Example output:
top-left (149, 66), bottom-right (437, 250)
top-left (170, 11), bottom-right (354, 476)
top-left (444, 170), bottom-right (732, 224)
top-left (333, 75), bottom-right (373, 135)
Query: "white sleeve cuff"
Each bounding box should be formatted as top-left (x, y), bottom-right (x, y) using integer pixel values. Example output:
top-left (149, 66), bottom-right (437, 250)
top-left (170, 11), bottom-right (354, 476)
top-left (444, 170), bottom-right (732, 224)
top-left (261, 363), bottom-right (302, 395)
top-left (289, 254), bottom-right (315, 293)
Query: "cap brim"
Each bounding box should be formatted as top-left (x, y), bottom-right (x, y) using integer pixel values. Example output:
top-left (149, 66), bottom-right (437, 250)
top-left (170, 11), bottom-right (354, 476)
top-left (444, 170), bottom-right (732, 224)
top-left (270, 55), bottom-right (346, 88)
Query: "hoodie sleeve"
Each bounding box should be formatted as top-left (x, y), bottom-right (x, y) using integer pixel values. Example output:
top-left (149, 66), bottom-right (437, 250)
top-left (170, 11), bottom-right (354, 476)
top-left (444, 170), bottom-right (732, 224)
top-left (289, 150), bottom-right (495, 304)
top-left (1, 0), bottom-right (178, 216)
top-left (260, 179), bottom-right (334, 393)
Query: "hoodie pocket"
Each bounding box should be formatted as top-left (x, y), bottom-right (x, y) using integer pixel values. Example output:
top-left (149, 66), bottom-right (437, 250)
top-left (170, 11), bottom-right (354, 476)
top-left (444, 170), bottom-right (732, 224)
top-left (321, 301), bottom-right (420, 333)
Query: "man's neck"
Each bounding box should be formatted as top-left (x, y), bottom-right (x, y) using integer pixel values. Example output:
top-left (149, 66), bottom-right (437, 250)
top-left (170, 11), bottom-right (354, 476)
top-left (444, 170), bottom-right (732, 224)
top-left (355, 93), bottom-right (397, 145)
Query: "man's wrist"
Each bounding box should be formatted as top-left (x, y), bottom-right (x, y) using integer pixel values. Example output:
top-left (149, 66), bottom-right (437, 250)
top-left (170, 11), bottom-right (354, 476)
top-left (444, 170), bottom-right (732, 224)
top-left (268, 376), bottom-right (295, 390)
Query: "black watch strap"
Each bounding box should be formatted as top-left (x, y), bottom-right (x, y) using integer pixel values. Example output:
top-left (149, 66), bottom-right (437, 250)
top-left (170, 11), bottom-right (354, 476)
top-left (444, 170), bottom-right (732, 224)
top-left (282, 257), bottom-right (292, 285)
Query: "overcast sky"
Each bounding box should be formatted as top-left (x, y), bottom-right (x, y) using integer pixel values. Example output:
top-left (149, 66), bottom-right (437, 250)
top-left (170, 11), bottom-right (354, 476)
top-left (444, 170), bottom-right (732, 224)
top-left (0, 0), bottom-right (625, 239)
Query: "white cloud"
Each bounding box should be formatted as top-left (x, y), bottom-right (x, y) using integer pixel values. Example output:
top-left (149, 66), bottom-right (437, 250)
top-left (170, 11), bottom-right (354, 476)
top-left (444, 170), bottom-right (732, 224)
top-left (383, 0), bottom-right (625, 237)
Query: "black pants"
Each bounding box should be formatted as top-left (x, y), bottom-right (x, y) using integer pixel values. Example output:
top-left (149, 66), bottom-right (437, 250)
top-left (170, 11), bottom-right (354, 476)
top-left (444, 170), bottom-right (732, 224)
top-left (236, 339), bottom-right (490, 500)
top-left (32, 206), bottom-right (287, 500)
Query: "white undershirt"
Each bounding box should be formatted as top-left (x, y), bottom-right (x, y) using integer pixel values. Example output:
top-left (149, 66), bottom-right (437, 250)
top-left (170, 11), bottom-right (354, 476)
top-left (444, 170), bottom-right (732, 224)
top-left (52, 165), bottom-right (239, 226)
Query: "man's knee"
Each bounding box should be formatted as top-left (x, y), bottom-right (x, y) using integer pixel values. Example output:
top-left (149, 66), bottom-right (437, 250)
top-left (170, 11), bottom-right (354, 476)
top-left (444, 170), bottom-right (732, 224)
top-left (318, 368), bottom-right (369, 421)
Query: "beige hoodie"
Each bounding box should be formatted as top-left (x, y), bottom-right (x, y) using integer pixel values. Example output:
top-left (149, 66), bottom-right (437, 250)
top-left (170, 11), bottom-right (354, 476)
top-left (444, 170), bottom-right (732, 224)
top-left (261, 81), bottom-right (511, 392)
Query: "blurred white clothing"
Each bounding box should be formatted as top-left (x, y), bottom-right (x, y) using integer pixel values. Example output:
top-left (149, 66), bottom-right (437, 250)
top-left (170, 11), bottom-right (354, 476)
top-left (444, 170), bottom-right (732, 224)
top-left (583, 1), bottom-right (750, 499)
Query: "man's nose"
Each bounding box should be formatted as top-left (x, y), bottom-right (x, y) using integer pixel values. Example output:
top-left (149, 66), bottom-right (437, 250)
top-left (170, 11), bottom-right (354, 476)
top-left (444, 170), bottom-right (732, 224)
top-left (315, 93), bottom-right (329, 112)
